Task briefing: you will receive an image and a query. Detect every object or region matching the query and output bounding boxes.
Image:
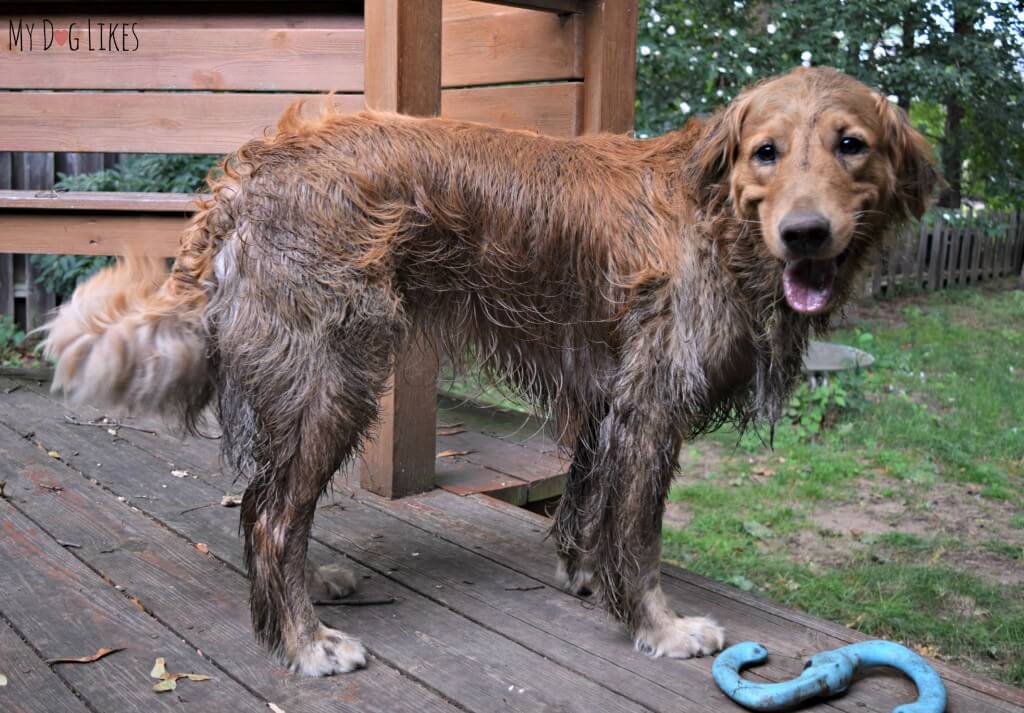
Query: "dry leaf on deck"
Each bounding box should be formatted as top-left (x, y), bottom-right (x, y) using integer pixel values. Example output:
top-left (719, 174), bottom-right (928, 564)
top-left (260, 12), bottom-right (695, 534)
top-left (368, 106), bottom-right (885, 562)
top-left (47, 647), bottom-right (123, 665)
top-left (151, 657), bottom-right (212, 694)
top-left (436, 449), bottom-right (472, 459)
top-left (47, 450), bottom-right (60, 459)
top-left (194, 543), bottom-right (209, 554)
top-left (170, 469), bottom-right (190, 478)
top-left (220, 495), bottom-right (243, 507)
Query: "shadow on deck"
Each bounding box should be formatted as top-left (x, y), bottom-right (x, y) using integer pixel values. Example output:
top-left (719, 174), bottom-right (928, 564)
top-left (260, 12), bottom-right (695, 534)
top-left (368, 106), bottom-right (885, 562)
top-left (0, 371), bottom-right (1021, 713)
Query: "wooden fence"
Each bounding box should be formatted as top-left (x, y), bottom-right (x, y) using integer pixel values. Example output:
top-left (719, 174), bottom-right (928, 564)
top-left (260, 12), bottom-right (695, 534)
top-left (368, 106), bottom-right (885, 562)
top-left (865, 211), bottom-right (1024, 297)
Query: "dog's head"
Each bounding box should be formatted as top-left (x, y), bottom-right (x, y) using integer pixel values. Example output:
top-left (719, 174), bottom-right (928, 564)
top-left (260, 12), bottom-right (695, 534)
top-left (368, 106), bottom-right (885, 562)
top-left (689, 66), bottom-right (939, 315)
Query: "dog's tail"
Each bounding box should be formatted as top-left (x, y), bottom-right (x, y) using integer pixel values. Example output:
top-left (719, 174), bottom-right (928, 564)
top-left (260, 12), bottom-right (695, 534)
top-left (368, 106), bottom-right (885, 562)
top-left (41, 202), bottom-right (224, 431)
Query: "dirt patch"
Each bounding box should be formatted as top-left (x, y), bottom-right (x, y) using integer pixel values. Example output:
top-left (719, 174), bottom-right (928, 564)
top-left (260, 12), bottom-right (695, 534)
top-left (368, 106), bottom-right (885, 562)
top-left (663, 501), bottom-right (693, 531)
top-left (795, 478), bottom-right (1024, 585)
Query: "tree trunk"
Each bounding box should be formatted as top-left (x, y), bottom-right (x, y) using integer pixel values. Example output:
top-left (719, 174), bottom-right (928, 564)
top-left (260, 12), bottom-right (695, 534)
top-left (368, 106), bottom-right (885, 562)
top-left (939, 96), bottom-right (964, 208)
top-left (938, 6), bottom-right (971, 209)
top-left (898, 8), bottom-right (913, 113)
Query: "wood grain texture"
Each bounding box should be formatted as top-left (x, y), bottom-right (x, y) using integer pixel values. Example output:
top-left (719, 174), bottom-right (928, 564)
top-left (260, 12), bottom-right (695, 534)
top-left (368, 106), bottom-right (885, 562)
top-left (0, 381), bottom-right (651, 713)
top-left (0, 622), bottom-right (92, 713)
top-left (581, 0), bottom-right (638, 134)
top-left (0, 498), bottom-right (265, 712)
top-left (0, 84), bottom-right (581, 153)
top-left (4, 10), bottom-right (577, 92)
top-left (361, 0), bottom-right (442, 498)
top-left (0, 213), bottom-right (183, 256)
top-left (0, 412), bottom-right (460, 713)
top-left (442, 7), bottom-right (582, 87)
top-left (0, 92), bottom-right (362, 154)
top-left (0, 190), bottom-right (200, 212)
top-left (443, 82), bottom-right (583, 137)
top-left (2, 15), bottom-right (363, 92)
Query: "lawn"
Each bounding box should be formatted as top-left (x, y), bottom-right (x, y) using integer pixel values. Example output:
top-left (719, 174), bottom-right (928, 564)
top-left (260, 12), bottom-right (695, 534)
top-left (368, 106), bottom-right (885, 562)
top-left (664, 282), bottom-right (1024, 686)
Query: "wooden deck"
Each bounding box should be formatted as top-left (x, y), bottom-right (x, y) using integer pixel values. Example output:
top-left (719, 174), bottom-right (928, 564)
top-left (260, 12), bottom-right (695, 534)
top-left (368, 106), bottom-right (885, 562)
top-left (1, 372), bottom-right (1021, 713)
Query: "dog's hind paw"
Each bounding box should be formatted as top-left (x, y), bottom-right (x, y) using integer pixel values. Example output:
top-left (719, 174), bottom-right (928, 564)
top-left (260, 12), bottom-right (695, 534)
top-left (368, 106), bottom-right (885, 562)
top-left (554, 557), bottom-right (595, 597)
top-left (287, 625), bottom-right (367, 676)
top-left (307, 563), bottom-right (358, 601)
top-left (635, 616), bottom-right (725, 659)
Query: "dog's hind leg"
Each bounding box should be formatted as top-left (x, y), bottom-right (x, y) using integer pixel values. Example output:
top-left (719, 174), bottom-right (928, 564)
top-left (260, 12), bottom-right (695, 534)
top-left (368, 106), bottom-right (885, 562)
top-left (216, 281), bottom-right (402, 676)
top-left (551, 408), bottom-right (605, 596)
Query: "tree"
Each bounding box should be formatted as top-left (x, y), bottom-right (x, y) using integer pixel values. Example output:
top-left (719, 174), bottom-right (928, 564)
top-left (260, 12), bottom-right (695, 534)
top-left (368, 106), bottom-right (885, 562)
top-left (636, 0), bottom-right (1024, 209)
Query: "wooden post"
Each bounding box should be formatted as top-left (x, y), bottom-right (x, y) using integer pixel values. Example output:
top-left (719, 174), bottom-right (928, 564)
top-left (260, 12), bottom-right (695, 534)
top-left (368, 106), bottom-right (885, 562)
top-left (359, 0), bottom-right (442, 498)
top-left (581, 0), bottom-right (638, 135)
top-left (0, 154), bottom-right (12, 319)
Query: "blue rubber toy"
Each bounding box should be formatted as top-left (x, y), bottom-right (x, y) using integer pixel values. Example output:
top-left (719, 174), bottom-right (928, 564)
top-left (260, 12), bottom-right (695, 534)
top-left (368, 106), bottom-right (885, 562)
top-left (712, 640), bottom-right (947, 713)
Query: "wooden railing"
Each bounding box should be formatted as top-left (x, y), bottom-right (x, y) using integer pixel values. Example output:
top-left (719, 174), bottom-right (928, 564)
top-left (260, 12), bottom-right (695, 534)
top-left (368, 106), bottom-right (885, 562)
top-left (0, 0), bottom-right (639, 500)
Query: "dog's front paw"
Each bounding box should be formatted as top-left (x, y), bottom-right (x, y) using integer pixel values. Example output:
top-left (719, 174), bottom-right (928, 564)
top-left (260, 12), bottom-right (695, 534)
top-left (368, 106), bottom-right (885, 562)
top-left (287, 625), bottom-right (367, 676)
top-left (635, 616), bottom-right (724, 659)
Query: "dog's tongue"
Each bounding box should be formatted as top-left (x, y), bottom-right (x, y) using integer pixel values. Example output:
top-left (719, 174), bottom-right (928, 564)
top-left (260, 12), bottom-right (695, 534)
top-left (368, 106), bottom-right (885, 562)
top-left (783, 259), bottom-right (837, 314)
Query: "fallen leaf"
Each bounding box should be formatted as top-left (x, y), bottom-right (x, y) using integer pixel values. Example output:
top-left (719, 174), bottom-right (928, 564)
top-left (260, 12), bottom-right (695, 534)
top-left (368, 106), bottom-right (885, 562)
top-left (47, 647), bottom-right (123, 665)
top-left (436, 427), bottom-right (466, 436)
top-left (153, 678), bottom-right (177, 693)
top-left (436, 449), bottom-right (472, 459)
top-left (47, 450), bottom-right (60, 459)
top-left (170, 469), bottom-right (190, 478)
top-left (0, 673), bottom-right (7, 686)
top-left (751, 467), bottom-right (775, 477)
top-left (220, 494), bottom-right (243, 507)
top-left (194, 543), bottom-right (209, 554)
top-left (268, 704), bottom-right (287, 713)
top-left (150, 657), bottom-right (212, 693)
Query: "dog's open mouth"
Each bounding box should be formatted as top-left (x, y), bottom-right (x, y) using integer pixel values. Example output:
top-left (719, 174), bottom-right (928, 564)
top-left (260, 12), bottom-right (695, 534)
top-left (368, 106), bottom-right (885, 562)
top-left (782, 256), bottom-right (840, 314)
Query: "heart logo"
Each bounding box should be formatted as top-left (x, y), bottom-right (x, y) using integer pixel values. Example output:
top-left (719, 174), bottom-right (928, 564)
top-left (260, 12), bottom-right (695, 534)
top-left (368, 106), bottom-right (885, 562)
top-left (54, 29), bottom-right (69, 47)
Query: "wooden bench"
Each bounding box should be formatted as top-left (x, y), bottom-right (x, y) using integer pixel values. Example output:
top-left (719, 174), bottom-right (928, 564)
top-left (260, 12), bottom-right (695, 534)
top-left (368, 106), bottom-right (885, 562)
top-left (0, 0), bottom-right (638, 498)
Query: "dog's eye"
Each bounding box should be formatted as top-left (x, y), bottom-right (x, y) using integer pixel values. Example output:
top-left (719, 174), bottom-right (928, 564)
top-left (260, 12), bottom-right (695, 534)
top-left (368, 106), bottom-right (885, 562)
top-left (754, 143), bottom-right (777, 163)
top-left (838, 136), bottom-right (867, 155)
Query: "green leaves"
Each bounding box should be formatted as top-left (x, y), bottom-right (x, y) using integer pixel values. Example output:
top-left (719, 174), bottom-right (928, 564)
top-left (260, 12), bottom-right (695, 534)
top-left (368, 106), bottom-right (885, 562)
top-left (637, 0), bottom-right (1024, 207)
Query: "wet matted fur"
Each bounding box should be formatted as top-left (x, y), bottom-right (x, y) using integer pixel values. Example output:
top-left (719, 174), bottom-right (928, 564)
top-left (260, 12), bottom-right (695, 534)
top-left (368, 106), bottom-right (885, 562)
top-left (42, 67), bottom-right (938, 675)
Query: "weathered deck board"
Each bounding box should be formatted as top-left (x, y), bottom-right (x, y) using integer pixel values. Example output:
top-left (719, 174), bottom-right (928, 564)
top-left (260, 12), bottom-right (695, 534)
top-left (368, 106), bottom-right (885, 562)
top-left (0, 422), bottom-right (460, 713)
top-left (0, 621), bottom-right (92, 713)
top-left (0, 380), bottom-right (652, 713)
top-left (1, 373), bottom-right (1022, 713)
top-left (0, 494), bottom-right (266, 712)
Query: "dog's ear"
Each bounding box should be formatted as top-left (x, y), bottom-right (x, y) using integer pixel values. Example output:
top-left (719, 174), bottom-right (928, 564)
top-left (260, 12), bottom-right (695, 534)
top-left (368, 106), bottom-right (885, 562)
top-left (686, 93), bottom-right (751, 208)
top-left (876, 95), bottom-right (941, 220)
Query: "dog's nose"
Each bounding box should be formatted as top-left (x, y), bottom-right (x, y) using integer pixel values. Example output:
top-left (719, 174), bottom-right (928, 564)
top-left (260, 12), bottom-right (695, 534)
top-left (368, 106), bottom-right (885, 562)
top-left (779, 211), bottom-right (831, 257)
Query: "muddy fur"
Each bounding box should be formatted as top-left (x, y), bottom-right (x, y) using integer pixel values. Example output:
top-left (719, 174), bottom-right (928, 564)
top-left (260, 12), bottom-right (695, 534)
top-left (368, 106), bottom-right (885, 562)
top-left (42, 67), bottom-right (938, 673)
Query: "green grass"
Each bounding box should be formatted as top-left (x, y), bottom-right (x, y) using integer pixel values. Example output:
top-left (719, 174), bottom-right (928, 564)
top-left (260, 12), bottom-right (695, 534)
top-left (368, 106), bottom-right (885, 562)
top-left (665, 284), bottom-right (1024, 686)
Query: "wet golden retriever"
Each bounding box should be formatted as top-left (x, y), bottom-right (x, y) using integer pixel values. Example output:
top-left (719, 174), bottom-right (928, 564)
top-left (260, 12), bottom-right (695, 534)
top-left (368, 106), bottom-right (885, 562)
top-left (43, 66), bottom-right (937, 675)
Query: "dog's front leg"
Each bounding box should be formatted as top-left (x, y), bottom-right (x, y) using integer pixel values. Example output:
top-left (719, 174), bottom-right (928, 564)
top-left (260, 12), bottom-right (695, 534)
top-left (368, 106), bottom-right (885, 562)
top-left (584, 398), bottom-right (725, 660)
